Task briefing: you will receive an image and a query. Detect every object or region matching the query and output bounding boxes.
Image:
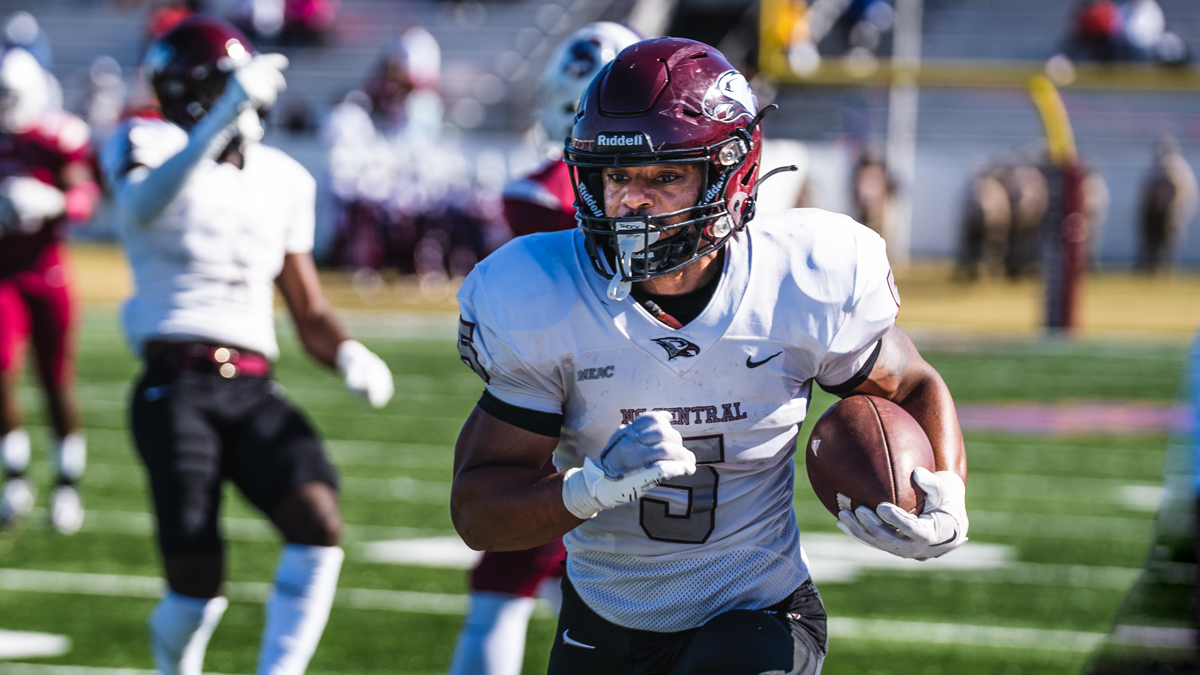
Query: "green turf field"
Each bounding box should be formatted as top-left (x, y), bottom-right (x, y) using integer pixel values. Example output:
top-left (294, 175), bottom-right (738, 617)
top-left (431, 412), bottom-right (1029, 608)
top-left (0, 308), bottom-right (1189, 675)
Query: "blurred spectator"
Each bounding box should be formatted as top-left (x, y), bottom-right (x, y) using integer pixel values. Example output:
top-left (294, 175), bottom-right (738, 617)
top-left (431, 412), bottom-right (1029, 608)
top-left (1067, 0), bottom-right (1189, 64)
top-left (850, 146), bottom-right (894, 243)
top-left (1122, 0), bottom-right (1164, 61)
top-left (3, 12), bottom-right (52, 70)
top-left (842, 0), bottom-right (894, 54)
top-left (955, 158), bottom-right (1048, 281)
top-left (144, 1), bottom-right (197, 43)
top-left (1137, 138), bottom-right (1198, 274)
top-left (323, 26), bottom-right (498, 280)
top-left (233, 0), bottom-right (340, 46)
top-left (2, 13), bottom-right (61, 113)
top-left (363, 26), bottom-right (443, 140)
top-left (1000, 160), bottom-right (1049, 278)
top-left (957, 166), bottom-right (1012, 281)
top-left (1070, 0), bottom-right (1124, 61)
top-left (73, 56), bottom-right (128, 146)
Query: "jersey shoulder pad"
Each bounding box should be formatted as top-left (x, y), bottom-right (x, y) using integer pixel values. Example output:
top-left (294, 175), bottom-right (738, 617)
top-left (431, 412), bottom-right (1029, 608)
top-left (459, 230), bottom-right (581, 334)
top-left (753, 208), bottom-right (887, 307)
top-left (252, 144), bottom-right (315, 186)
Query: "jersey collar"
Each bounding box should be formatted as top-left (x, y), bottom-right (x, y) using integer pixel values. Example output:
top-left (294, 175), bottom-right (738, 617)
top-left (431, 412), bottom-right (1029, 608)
top-left (573, 227), bottom-right (752, 376)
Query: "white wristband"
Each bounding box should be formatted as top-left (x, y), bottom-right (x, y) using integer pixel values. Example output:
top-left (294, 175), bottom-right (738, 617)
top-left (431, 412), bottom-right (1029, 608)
top-left (561, 465), bottom-right (603, 520)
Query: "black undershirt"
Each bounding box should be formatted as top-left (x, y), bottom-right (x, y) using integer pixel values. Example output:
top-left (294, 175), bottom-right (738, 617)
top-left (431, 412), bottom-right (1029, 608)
top-left (628, 250), bottom-right (725, 328)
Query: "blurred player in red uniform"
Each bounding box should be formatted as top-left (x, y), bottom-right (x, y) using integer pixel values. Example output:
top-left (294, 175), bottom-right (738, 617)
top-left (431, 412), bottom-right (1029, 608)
top-left (447, 22), bottom-right (640, 675)
top-left (0, 47), bottom-right (100, 535)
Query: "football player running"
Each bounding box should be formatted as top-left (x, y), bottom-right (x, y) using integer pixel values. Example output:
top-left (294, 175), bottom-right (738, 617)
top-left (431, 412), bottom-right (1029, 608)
top-left (100, 18), bottom-right (393, 675)
top-left (447, 22), bottom-right (640, 675)
top-left (452, 38), bottom-right (969, 674)
top-left (0, 46), bottom-right (101, 535)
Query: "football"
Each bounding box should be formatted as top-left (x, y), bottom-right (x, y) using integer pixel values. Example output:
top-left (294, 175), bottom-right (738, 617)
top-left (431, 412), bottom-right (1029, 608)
top-left (805, 395), bottom-right (936, 517)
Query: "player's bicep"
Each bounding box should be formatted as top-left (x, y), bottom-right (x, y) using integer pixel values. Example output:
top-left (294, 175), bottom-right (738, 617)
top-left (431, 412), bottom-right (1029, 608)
top-left (453, 402), bottom-right (560, 478)
top-left (841, 325), bottom-right (933, 402)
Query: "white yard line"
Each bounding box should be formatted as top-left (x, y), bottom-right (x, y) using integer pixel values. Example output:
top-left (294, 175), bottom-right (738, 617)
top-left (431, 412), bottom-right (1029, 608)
top-left (0, 665), bottom-right (158, 675)
top-left (26, 508), bottom-right (452, 543)
top-left (0, 568), bottom-right (466, 616)
top-left (828, 618), bottom-right (1105, 651)
top-left (0, 631), bottom-right (71, 660)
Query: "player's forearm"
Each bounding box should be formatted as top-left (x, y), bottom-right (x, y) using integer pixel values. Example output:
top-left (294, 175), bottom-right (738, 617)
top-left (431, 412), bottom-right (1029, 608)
top-left (119, 98), bottom-right (240, 228)
top-left (451, 466), bottom-right (581, 551)
top-left (293, 311), bottom-right (349, 369)
top-left (896, 370), bottom-right (967, 482)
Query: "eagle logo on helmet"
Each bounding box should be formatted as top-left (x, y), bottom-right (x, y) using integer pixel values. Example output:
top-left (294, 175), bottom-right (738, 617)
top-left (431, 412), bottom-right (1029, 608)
top-left (702, 71), bottom-right (757, 123)
top-left (564, 39), bottom-right (602, 78)
top-left (652, 337), bottom-right (701, 360)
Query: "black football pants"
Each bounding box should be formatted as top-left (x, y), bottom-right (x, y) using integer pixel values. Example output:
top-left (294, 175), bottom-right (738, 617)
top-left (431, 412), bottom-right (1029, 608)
top-left (130, 355), bottom-right (338, 556)
top-left (547, 577), bottom-right (827, 675)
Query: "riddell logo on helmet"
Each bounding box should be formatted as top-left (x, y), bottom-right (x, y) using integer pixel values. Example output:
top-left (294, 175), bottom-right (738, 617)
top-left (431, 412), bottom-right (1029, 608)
top-left (597, 132), bottom-right (649, 148)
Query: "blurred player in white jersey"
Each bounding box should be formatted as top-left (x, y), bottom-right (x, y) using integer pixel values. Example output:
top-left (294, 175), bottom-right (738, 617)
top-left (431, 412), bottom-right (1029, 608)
top-left (446, 22), bottom-right (639, 675)
top-left (100, 17), bottom-right (394, 675)
top-left (0, 46), bottom-right (101, 535)
top-left (452, 38), bottom-right (970, 674)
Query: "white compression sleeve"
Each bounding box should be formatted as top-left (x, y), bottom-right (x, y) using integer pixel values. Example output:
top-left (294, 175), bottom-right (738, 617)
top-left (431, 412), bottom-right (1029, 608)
top-left (448, 591), bottom-right (537, 675)
top-left (52, 432), bottom-right (86, 483)
top-left (149, 592), bottom-right (228, 675)
top-left (1, 429), bottom-right (30, 476)
top-left (117, 91), bottom-right (242, 229)
top-left (256, 544), bottom-right (345, 675)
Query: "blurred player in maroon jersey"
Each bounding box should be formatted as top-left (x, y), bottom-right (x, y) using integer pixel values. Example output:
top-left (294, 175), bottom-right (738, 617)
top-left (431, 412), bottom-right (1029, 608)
top-left (0, 47), bottom-right (100, 535)
top-left (447, 22), bottom-right (640, 675)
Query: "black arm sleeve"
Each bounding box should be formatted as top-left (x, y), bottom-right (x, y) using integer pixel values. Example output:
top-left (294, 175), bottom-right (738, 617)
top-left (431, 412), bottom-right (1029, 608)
top-left (817, 339), bottom-right (883, 396)
top-left (477, 390), bottom-right (564, 438)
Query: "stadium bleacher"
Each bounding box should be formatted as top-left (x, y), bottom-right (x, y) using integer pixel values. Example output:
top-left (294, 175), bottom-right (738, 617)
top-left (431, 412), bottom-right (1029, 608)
top-left (6, 0), bottom-right (1200, 262)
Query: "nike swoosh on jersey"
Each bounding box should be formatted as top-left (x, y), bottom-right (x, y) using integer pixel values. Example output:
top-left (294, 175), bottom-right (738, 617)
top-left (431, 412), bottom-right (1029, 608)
top-left (746, 351), bottom-right (783, 368)
top-left (562, 630), bottom-right (595, 649)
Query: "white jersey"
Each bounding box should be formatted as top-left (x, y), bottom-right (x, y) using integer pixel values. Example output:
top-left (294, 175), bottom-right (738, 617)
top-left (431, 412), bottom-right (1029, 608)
top-left (456, 208), bottom-right (900, 632)
top-left (101, 117), bottom-right (316, 359)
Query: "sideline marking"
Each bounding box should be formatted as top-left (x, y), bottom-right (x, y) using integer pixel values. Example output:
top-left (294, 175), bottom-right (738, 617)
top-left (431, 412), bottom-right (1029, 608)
top-left (0, 631), bottom-right (71, 659)
top-left (956, 402), bottom-right (1190, 436)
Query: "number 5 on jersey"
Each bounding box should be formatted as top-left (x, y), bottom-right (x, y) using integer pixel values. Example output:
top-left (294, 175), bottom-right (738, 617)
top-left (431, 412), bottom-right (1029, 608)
top-left (640, 435), bottom-right (723, 544)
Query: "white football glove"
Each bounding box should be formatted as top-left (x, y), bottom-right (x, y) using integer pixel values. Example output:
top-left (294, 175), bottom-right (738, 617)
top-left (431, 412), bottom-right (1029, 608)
top-left (228, 53), bottom-right (289, 110)
top-left (0, 177), bottom-right (66, 234)
top-left (336, 340), bottom-right (394, 409)
top-left (836, 467), bottom-right (968, 561)
top-left (562, 411), bottom-right (696, 520)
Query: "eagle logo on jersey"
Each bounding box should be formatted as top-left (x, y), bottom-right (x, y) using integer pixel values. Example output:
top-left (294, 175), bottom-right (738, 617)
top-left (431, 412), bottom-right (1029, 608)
top-left (701, 71), bottom-right (757, 123)
top-left (652, 337), bottom-right (700, 360)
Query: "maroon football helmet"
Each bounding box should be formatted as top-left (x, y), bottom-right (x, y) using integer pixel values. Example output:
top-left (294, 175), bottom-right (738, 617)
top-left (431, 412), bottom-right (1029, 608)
top-left (143, 16), bottom-right (256, 127)
top-left (565, 37), bottom-right (768, 285)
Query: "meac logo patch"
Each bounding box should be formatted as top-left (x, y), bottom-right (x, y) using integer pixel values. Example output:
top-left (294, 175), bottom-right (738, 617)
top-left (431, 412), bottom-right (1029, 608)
top-left (702, 71), bottom-right (757, 123)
